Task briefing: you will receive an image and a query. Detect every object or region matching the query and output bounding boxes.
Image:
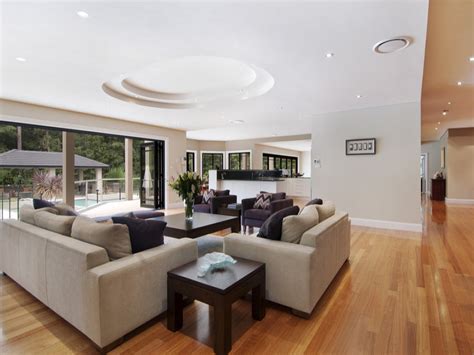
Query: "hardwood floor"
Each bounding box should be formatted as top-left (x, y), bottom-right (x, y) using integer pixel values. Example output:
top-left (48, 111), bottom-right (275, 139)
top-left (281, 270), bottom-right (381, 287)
top-left (1, 197), bottom-right (473, 354)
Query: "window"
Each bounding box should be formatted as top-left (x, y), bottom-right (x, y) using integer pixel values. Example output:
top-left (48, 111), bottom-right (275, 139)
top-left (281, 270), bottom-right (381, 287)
top-left (202, 153), bottom-right (224, 178)
top-left (228, 152), bottom-right (251, 170)
top-left (186, 151), bottom-right (195, 172)
top-left (262, 153), bottom-right (298, 177)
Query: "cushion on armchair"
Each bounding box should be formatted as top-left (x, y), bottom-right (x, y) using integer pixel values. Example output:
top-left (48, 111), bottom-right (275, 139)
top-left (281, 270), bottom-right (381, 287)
top-left (33, 198), bottom-right (55, 209)
top-left (306, 198), bottom-right (323, 206)
top-left (194, 204), bottom-right (211, 213)
top-left (215, 189), bottom-right (230, 197)
top-left (202, 189), bottom-right (215, 204)
top-left (253, 193), bottom-right (272, 209)
top-left (260, 191), bottom-right (286, 200)
top-left (316, 201), bottom-right (336, 222)
top-left (257, 205), bottom-right (300, 240)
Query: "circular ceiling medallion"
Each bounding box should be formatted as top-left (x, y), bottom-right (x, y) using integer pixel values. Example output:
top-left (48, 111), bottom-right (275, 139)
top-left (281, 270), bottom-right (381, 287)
top-left (373, 37), bottom-right (411, 54)
top-left (102, 56), bottom-right (274, 109)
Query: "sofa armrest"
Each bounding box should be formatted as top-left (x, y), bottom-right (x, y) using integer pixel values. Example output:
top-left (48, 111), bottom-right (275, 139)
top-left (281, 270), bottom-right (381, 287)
top-left (224, 234), bottom-right (315, 312)
top-left (210, 195), bottom-right (237, 213)
top-left (241, 197), bottom-right (256, 212)
top-left (269, 198), bottom-right (293, 213)
top-left (87, 238), bottom-right (197, 347)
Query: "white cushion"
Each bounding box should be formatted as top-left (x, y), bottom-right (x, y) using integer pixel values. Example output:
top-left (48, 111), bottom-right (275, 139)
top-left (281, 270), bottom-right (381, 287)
top-left (316, 201), bottom-right (336, 222)
top-left (34, 210), bottom-right (75, 236)
top-left (281, 205), bottom-right (319, 244)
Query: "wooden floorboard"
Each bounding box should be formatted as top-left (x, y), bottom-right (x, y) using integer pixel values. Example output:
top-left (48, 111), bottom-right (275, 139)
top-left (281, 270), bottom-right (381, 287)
top-left (1, 197), bottom-right (473, 354)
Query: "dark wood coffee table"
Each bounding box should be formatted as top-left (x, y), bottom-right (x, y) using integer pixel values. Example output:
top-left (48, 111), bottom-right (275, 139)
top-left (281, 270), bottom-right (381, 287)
top-left (152, 212), bottom-right (240, 238)
top-left (167, 257), bottom-right (265, 355)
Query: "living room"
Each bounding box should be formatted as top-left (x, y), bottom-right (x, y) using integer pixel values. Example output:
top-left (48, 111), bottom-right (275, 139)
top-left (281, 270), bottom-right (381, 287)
top-left (1, 0), bottom-right (473, 354)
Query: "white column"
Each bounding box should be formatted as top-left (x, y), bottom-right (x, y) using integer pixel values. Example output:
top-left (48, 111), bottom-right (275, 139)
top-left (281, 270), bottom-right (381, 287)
top-left (48, 168), bottom-right (56, 177)
top-left (96, 168), bottom-right (103, 194)
top-left (125, 138), bottom-right (134, 200)
top-left (78, 170), bottom-right (84, 181)
top-left (62, 131), bottom-right (75, 207)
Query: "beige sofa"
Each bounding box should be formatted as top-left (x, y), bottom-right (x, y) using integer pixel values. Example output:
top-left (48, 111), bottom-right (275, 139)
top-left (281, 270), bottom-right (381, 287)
top-left (0, 217), bottom-right (197, 350)
top-left (224, 207), bottom-right (350, 317)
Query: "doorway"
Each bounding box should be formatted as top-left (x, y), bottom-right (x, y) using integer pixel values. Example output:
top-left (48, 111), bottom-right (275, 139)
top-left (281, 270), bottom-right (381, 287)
top-left (420, 153), bottom-right (428, 194)
top-left (140, 141), bottom-right (165, 209)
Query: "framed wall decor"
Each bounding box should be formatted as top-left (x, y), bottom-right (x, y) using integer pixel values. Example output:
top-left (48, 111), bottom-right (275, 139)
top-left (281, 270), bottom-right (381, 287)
top-left (346, 138), bottom-right (376, 155)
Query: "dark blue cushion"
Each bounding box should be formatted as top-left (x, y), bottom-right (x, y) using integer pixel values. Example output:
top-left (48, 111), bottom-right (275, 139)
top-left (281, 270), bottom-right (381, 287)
top-left (306, 198), bottom-right (323, 206)
top-left (33, 199), bottom-right (55, 209)
top-left (257, 205), bottom-right (300, 240)
top-left (112, 217), bottom-right (166, 253)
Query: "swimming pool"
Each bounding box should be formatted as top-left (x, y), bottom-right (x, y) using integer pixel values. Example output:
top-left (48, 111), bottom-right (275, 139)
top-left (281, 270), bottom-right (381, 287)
top-left (74, 198), bottom-right (98, 209)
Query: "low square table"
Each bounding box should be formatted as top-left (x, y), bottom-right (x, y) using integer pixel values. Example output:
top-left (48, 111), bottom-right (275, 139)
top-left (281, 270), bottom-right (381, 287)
top-left (167, 257), bottom-right (265, 355)
top-left (152, 212), bottom-right (240, 238)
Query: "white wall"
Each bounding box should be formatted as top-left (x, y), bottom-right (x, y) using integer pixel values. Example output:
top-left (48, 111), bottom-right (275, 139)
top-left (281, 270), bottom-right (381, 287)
top-left (300, 151), bottom-right (311, 177)
top-left (421, 141), bottom-right (441, 194)
top-left (311, 102), bottom-right (421, 230)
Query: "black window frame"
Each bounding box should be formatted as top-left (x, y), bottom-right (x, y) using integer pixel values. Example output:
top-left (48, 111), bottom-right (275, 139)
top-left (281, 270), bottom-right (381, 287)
top-left (262, 153), bottom-right (298, 177)
top-left (186, 151), bottom-right (195, 172)
top-left (228, 152), bottom-right (251, 170)
top-left (201, 152), bottom-right (224, 178)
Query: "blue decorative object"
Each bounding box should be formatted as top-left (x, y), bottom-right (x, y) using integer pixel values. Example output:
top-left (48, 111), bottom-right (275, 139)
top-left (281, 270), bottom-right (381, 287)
top-left (197, 252), bottom-right (237, 277)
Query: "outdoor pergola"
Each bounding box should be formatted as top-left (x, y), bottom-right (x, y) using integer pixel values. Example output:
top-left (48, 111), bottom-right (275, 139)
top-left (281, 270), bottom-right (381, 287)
top-left (0, 148), bottom-right (109, 193)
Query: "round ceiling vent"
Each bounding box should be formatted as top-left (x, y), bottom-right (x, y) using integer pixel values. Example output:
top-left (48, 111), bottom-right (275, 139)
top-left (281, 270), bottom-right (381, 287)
top-left (373, 37), bottom-right (410, 54)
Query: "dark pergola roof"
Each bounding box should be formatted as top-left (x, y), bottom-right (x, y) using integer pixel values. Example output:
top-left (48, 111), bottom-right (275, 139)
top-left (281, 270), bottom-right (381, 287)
top-left (0, 150), bottom-right (109, 169)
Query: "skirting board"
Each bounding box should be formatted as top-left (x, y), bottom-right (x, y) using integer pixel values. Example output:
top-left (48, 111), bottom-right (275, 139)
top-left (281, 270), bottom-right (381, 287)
top-left (351, 218), bottom-right (422, 232)
top-left (445, 198), bottom-right (474, 205)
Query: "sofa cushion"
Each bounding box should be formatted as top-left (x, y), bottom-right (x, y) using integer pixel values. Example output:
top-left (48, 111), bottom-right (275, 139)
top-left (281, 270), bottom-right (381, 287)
top-left (33, 198), bottom-right (55, 209)
top-left (244, 208), bottom-right (272, 221)
top-left (20, 204), bottom-right (58, 225)
top-left (316, 201), bottom-right (336, 222)
top-left (112, 216), bottom-right (166, 253)
top-left (281, 205), bottom-right (319, 244)
top-left (203, 189), bottom-right (215, 204)
top-left (194, 203), bottom-right (211, 213)
top-left (305, 198), bottom-right (323, 207)
top-left (34, 210), bottom-right (76, 236)
top-left (257, 205), bottom-right (300, 240)
top-left (260, 191), bottom-right (286, 201)
top-left (71, 216), bottom-right (132, 260)
top-left (53, 202), bottom-right (79, 216)
top-left (215, 189), bottom-right (230, 197)
top-left (253, 193), bottom-right (272, 209)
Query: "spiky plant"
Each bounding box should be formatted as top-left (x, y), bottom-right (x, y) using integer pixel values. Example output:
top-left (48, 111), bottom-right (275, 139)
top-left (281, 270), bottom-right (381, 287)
top-left (33, 171), bottom-right (63, 201)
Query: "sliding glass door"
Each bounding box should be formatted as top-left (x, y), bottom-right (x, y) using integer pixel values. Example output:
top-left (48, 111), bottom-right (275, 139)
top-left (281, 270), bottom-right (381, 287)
top-left (140, 141), bottom-right (165, 208)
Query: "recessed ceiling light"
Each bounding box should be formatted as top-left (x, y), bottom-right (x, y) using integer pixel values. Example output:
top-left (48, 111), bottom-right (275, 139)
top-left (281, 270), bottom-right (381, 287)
top-left (373, 37), bottom-right (411, 54)
top-left (15, 57), bottom-right (26, 62)
top-left (435, 127), bottom-right (438, 130)
top-left (469, 57), bottom-right (474, 62)
top-left (77, 11), bottom-right (89, 18)
top-left (229, 119), bottom-right (244, 124)
top-left (326, 53), bottom-right (334, 58)
top-left (272, 134), bottom-right (278, 137)
top-left (438, 122), bottom-right (441, 125)
top-left (356, 94), bottom-right (362, 99)
top-left (448, 101), bottom-right (451, 105)
top-left (457, 81), bottom-right (462, 86)
top-left (442, 110), bottom-right (448, 116)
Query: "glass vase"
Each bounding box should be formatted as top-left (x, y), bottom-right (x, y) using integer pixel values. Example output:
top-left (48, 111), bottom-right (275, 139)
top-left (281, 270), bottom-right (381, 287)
top-left (184, 199), bottom-right (194, 220)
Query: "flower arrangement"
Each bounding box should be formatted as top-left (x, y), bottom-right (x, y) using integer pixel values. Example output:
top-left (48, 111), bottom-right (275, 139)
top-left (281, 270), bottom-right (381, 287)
top-left (169, 171), bottom-right (203, 219)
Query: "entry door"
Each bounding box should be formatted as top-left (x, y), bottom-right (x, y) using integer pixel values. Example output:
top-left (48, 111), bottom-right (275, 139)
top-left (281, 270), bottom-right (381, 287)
top-left (140, 141), bottom-right (165, 209)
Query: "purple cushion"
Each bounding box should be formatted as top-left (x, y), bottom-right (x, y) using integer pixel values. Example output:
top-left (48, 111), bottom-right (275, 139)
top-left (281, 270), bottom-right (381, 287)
top-left (244, 208), bottom-right (272, 220)
top-left (33, 199), bottom-right (55, 209)
top-left (133, 210), bottom-right (165, 219)
top-left (112, 217), bottom-right (166, 253)
top-left (215, 190), bottom-right (230, 197)
top-left (257, 206), bottom-right (300, 240)
top-left (259, 191), bottom-right (286, 201)
top-left (194, 204), bottom-right (211, 213)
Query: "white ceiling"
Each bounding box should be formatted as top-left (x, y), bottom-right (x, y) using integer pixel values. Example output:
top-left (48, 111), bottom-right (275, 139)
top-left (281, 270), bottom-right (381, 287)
top-left (0, 1), bottom-right (428, 141)
top-left (261, 139), bottom-right (312, 152)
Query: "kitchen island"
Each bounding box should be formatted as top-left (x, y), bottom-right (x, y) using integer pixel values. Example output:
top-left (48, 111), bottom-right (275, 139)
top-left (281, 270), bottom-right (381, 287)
top-left (208, 170), bottom-right (310, 202)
